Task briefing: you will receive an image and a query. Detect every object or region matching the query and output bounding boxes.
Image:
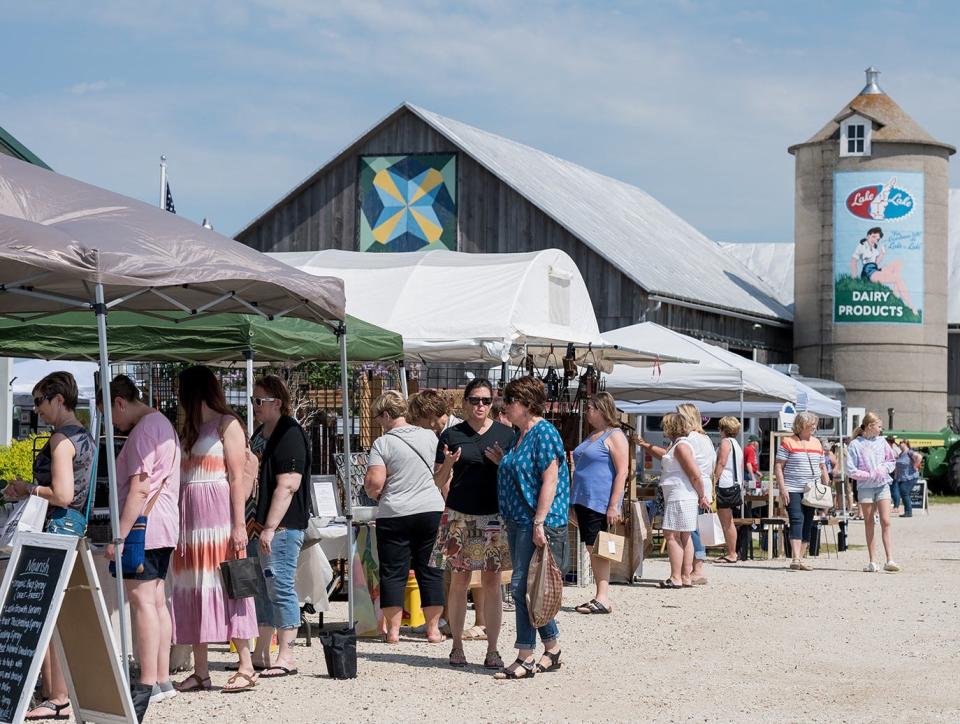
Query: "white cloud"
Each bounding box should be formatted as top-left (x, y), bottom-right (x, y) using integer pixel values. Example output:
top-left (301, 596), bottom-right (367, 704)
top-left (68, 80), bottom-right (112, 95)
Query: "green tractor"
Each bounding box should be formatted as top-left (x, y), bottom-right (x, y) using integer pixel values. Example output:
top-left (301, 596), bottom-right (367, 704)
top-left (887, 426), bottom-right (960, 495)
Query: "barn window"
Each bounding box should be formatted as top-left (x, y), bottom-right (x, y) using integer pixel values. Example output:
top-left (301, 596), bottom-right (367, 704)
top-left (840, 116), bottom-right (871, 157)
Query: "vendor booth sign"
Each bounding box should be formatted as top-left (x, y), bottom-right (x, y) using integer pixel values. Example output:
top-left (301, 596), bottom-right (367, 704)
top-left (833, 171), bottom-right (924, 324)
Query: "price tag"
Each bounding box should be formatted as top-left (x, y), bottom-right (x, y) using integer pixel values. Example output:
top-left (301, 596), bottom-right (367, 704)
top-left (607, 539), bottom-right (617, 555)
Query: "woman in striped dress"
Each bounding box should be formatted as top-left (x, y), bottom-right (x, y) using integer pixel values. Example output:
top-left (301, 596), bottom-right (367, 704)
top-left (172, 366), bottom-right (259, 693)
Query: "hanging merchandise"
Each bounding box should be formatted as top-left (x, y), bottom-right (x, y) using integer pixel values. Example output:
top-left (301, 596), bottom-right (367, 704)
top-left (562, 343), bottom-right (578, 381)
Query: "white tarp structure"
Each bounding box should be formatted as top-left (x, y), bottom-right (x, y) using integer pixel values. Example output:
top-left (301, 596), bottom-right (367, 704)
top-left (618, 394), bottom-right (841, 418)
top-left (601, 322), bottom-right (841, 417)
top-left (272, 248), bottom-right (685, 368)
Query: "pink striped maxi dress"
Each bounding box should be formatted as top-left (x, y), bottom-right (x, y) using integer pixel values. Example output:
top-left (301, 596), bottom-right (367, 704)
top-left (171, 418), bottom-right (257, 643)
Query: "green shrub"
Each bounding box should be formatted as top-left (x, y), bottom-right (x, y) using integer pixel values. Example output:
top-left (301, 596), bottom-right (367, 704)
top-left (0, 435), bottom-right (50, 484)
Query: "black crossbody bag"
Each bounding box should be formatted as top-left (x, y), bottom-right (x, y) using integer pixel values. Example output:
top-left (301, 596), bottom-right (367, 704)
top-left (716, 440), bottom-right (743, 508)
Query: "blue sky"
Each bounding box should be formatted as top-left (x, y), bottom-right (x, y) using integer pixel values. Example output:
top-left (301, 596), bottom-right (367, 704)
top-left (1, 0), bottom-right (958, 243)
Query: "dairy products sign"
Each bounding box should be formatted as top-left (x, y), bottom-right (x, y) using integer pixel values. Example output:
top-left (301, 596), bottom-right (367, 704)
top-left (833, 171), bottom-right (924, 324)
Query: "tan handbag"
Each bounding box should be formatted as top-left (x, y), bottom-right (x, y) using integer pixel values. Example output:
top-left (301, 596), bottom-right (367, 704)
top-left (526, 544), bottom-right (563, 627)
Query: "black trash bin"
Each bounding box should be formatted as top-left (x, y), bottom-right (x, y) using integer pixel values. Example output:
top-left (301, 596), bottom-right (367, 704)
top-left (319, 627), bottom-right (358, 679)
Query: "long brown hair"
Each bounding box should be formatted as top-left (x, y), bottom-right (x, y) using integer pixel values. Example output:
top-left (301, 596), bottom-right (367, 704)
top-left (178, 365), bottom-right (239, 452)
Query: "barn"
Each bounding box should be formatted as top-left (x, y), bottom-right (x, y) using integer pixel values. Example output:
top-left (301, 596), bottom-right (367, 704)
top-left (235, 103), bottom-right (792, 362)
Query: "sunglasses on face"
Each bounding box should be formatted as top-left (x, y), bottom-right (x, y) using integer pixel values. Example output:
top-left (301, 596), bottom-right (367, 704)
top-left (250, 396), bottom-right (278, 407)
top-left (466, 396), bottom-right (492, 406)
top-left (33, 394), bottom-right (53, 408)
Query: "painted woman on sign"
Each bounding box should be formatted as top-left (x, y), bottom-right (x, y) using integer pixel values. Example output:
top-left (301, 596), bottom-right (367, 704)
top-left (849, 226), bottom-right (918, 314)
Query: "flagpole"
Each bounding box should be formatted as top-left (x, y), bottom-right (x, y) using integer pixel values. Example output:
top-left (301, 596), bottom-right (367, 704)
top-left (159, 155), bottom-right (167, 209)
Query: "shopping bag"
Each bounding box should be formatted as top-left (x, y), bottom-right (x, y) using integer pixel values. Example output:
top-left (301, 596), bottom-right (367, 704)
top-left (610, 502), bottom-right (646, 583)
top-left (220, 554), bottom-right (264, 599)
top-left (526, 544), bottom-right (563, 628)
top-left (319, 627), bottom-right (358, 679)
top-left (696, 512), bottom-right (725, 547)
top-left (0, 495), bottom-right (49, 551)
top-left (592, 531), bottom-right (625, 562)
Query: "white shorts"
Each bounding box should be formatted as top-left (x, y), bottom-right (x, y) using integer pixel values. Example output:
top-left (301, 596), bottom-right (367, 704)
top-left (858, 484), bottom-right (891, 504)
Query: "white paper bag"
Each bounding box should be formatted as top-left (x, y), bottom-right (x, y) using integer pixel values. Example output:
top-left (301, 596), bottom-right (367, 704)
top-left (696, 512), bottom-right (725, 548)
top-left (0, 495), bottom-right (49, 551)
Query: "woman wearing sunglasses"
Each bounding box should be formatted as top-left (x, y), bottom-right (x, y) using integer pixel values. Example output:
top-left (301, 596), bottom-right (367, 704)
top-left (431, 379), bottom-right (515, 669)
top-left (10, 372), bottom-right (95, 722)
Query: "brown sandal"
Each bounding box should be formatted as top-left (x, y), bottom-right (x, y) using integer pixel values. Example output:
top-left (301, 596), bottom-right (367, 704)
top-left (175, 673), bottom-right (212, 692)
top-left (222, 671), bottom-right (257, 693)
top-left (483, 650), bottom-right (504, 669)
top-left (449, 646), bottom-right (467, 667)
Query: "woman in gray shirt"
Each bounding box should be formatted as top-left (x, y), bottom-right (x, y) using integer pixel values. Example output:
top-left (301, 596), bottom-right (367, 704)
top-left (364, 391), bottom-right (446, 644)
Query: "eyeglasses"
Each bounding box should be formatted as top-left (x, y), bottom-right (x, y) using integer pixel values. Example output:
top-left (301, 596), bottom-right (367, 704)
top-left (466, 396), bottom-right (492, 406)
top-left (33, 394), bottom-right (53, 408)
top-left (250, 396), bottom-right (278, 407)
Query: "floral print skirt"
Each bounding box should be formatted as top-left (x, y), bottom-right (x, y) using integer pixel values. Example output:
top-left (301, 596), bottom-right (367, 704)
top-left (430, 509), bottom-right (511, 572)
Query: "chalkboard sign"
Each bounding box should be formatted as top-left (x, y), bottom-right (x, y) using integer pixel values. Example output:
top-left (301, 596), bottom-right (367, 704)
top-left (0, 536), bottom-right (75, 724)
top-left (909, 479), bottom-right (927, 512)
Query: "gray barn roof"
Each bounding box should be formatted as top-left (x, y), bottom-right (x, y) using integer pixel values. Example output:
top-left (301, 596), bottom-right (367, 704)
top-left (239, 102), bottom-right (792, 322)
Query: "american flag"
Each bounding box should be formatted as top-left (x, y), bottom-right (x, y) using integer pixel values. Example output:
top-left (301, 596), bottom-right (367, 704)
top-left (164, 182), bottom-right (176, 214)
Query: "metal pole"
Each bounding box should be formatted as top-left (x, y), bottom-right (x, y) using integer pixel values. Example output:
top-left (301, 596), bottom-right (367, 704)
top-left (396, 360), bottom-right (409, 399)
top-left (159, 156), bottom-right (167, 209)
top-left (244, 351), bottom-right (255, 437)
top-left (95, 283), bottom-right (131, 682)
top-left (338, 324), bottom-right (355, 628)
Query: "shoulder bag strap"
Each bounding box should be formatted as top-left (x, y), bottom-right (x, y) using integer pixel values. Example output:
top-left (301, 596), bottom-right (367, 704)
top-left (142, 477), bottom-right (168, 518)
top-left (386, 431), bottom-right (435, 476)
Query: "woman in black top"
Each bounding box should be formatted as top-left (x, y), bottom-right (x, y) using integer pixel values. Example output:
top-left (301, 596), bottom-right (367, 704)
top-left (431, 379), bottom-right (514, 669)
top-left (246, 375), bottom-right (311, 679)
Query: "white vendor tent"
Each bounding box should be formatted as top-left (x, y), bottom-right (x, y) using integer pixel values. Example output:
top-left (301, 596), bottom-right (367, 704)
top-left (601, 323), bottom-right (803, 404)
top-left (618, 394), bottom-right (841, 419)
top-left (271, 249), bottom-right (687, 369)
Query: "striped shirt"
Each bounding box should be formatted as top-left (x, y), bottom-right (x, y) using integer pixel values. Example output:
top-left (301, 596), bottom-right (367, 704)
top-left (775, 436), bottom-right (825, 493)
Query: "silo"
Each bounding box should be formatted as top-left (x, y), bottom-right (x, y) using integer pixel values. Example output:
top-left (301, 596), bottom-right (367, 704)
top-left (789, 68), bottom-right (954, 430)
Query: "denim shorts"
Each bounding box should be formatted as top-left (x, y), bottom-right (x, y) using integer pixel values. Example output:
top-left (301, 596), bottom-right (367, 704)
top-left (858, 485), bottom-right (891, 504)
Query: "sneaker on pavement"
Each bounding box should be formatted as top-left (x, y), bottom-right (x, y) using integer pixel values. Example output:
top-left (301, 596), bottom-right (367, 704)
top-left (884, 560), bottom-right (901, 572)
top-left (863, 561), bottom-right (880, 573)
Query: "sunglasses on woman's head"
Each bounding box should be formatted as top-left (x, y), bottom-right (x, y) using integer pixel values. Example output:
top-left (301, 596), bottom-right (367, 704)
top-left (33, 394), bottom-right (53, 408)
top-left (466, 396), bottom-right (492, 406)
top-left (250, 396), bottom-right (278, 407)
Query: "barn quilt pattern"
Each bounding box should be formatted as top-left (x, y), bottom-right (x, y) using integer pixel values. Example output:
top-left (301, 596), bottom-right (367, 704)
top-left (357, 154), bottom-right (457, 252)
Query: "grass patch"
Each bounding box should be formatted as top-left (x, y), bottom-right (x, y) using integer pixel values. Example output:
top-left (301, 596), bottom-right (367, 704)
top-left (834, 274), bottom-right (921, 323)
top-left (928, 495), bottom-right (960, 505)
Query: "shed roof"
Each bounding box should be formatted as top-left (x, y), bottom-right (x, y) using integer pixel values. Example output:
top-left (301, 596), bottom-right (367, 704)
top-left (239, 102), bottom-right (792, 323)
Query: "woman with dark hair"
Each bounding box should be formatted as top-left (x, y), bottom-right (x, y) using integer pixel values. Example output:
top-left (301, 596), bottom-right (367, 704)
top-left (9, 372), bottom-right (95, 721)
top-left (409, 388), bottom-right (458, 434)
top-left (431, 378), bottom-right (514, 668)
top-left (246, 374), bottom-right (312, 679)
top-left (571, 392), bottom-right (627, 615)
top-left (850, 226), bottom-right (918, 314)
top-left (171, 366), bottom-right (258, 693)
top-left (494, 376), bottom-right (569, 680)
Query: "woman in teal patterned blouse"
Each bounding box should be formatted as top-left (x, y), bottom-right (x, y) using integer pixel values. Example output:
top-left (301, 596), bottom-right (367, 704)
top-left (493, 376), bottom-right (569, 680)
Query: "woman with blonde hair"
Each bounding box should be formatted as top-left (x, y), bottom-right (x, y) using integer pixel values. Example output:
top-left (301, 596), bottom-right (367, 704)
top-left (364, 391), bottom-right (446, 643)
top-left (847, 412), bottom-right (899, 572)
top-left (775, 411), bottom-right (831, 571)
top-left (571, 392), bottom-right (628, 614)
top-left (712, 416), bottom-right (743, 564)
top-left (675, 403), bottom-right (715, 584)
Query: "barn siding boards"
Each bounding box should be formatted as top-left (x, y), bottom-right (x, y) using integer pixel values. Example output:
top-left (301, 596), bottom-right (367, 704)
top-left (235, 107), bottom-right (789, 358)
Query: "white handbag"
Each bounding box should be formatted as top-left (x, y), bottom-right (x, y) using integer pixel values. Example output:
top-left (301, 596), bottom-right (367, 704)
top-left (696, 512), bottom-right (725, 547)
top-left (801, 452), bottom-right (833, 509)
top-left (0, 495), bottom-right (49, 551)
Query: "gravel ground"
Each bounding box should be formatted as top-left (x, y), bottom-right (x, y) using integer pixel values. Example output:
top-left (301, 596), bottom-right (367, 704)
top-left (149, 506), bottom-right (960, 723)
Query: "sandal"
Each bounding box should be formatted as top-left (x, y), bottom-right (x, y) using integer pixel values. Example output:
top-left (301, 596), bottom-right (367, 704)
top-left (175, 673), bottom-right (212, 692)
top-left (659, 579), bottom-right (682, 589)
top-left (536, 649), bottom-right (562, 673)
top-left (449, 646), bottom-right (467, 667)
top-left (25, 700), bottom-right (71, 721)
top-left (225, 663), bottom-right (268, 672)
top-left (259, 666), bottom-right (298, 678)
top-left (484, 650), bottom-right (504, 669)
top-left (493, 657), bottom-right (536, 680)
top-left (714, 556), bottom-right (738, 564)
top-left (575, 599), bottom-right (599, 613)
top-left (462, 625), bottom-right (487, 640)
top-left (222, 671), bottom-right (257, 693)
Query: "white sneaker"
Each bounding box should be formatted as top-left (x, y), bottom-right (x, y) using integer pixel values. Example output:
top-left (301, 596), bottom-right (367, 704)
top-left (884, 560), bottom-right (901, 572)
top-left (863, 561), bottom-right (880, 573)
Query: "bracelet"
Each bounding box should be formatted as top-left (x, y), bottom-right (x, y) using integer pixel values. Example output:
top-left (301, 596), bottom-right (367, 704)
top-left (533, 520), bottom-right (545, 527)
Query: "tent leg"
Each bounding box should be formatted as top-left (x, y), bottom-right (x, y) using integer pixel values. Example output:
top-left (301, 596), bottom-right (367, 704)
top-left (397, 360), bottom-right (408, 399)
top-left (95, 283), bottom-right (130, 683)
top-left (339, 325), bottom-right (355, 629)
top-left (245, 351), bottom-right (254, 437)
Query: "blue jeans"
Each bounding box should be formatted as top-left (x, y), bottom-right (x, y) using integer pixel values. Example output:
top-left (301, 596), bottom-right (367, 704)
top-left (785, 491), bottom-right (815, 542)
top-left (506, 521), bottom-right (567, 650)
top-left (890, 479), bottom-right (902, 507)
top-left (247, 528), bottom-right (305, 630)
top-left (691, 529), bottom-right (707, 561)
top-left (897, 479), bottom-right (917, 515)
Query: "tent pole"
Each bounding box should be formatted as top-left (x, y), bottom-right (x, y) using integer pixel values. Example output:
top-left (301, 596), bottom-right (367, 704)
top-left (338, 324), bottom-right (355, 628)
top-left (95, 283), bottom-right (131, 683)
top-left (244, 351), bottom-right (254, 437)
top-left (397, 360), bottom-right (408, 399)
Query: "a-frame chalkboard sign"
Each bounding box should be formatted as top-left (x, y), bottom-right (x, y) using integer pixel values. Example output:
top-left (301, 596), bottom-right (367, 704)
top-left (0, 533), bottom-right (135, 724)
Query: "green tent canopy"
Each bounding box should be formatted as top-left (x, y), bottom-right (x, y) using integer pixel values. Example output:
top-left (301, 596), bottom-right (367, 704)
top-left (0, 311), bottom-right (402, 363)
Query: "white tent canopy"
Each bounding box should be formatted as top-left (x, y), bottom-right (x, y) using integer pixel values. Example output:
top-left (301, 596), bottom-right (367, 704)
top-left (271, 249), bottom-right (684, 368)
top-left (618, 394), bottom-right (841, 419)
